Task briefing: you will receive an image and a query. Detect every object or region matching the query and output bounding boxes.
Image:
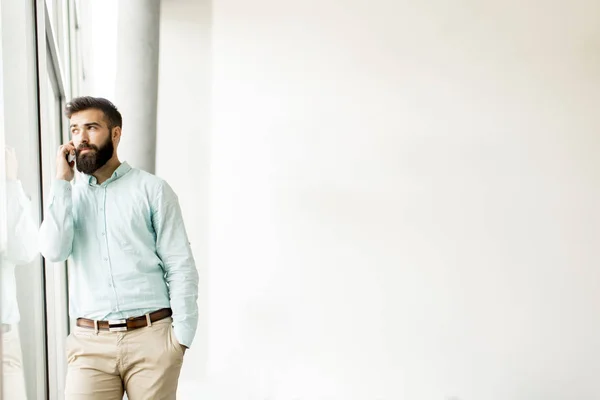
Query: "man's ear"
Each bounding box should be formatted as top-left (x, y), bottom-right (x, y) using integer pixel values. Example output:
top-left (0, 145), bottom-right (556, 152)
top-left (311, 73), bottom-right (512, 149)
top-left (112, 126), bottom-right (122, 144)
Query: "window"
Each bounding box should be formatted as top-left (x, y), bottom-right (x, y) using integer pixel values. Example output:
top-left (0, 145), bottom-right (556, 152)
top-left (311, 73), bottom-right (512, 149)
top-left (38, 1), bottom-right (79, 398)
top-left (0, 0), bottom-right (81, 398)
top-left (1, 0), bottom-right (47, 397)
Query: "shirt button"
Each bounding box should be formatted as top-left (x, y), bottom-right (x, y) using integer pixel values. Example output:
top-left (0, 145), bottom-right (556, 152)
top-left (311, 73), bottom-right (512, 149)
top-left (104, 257), bottom-right (108, 261)
top-left (101, 232), bottom-right (105, 236)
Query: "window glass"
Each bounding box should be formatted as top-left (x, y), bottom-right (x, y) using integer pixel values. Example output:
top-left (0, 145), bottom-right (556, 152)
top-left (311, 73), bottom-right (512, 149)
top-left (1, 0), bottom-right (75, 398)
top-left (1, 0), bottom-right (85, 398)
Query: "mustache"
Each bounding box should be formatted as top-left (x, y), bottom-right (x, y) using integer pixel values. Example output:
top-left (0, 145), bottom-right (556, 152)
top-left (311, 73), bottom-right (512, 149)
top-left (76, 144), bottom-right (99, 152)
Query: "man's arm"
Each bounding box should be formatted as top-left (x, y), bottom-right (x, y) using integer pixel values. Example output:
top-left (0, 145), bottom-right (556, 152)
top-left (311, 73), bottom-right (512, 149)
top-left (38, 143), bottom-right (77, 262)
top-left (152, 180), bottom-right (199, 349)
top-left (38, 180), bottom-right (74, 262)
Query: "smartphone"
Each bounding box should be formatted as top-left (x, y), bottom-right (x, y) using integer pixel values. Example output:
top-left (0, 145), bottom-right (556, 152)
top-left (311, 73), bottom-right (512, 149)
top-left (67, 152), bottom-right (75, 163)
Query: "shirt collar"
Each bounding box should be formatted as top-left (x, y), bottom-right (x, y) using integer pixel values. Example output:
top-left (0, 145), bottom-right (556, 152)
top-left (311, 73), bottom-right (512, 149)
top-left (86, 162), bottom-right (132, 185)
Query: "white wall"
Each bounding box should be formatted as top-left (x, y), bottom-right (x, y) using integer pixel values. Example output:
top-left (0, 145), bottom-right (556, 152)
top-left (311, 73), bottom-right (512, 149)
top-left (78, 0), bottom-right (118, 99)
top-left (172, 0), bottom-right (600, 399)
top-left (156, 0), bottom-right (211, 391)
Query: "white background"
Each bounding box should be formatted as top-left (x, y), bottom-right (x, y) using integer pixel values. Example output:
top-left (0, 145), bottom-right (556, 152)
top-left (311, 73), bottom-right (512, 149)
top-left (96, 0), bottom-right (600, 398)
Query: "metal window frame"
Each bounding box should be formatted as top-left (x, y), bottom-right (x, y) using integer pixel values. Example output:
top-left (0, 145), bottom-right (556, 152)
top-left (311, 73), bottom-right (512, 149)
top-left (35, 0), bottom-right (78, 398)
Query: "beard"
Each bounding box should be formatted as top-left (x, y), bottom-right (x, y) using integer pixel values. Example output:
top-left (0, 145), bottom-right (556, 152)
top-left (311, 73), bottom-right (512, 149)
top-left (76, 135), bottom-right (114, 175)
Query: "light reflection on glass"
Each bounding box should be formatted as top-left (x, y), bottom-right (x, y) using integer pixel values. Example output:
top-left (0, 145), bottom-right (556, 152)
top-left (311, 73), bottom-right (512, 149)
top-left (2, 146), bottom-right (38, 400)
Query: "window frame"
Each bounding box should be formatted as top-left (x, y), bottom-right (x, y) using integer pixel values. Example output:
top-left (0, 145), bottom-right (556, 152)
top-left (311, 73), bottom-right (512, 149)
top-left (36, 0), bottom-right (79, 398)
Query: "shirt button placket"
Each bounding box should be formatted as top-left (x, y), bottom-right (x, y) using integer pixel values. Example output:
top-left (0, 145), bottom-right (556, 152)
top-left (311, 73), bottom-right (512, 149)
top-left (102, 186), bottom-right (120, 311)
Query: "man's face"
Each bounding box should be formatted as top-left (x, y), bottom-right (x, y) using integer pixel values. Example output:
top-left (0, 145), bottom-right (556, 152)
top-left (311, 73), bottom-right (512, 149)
top-left (69, 109), bottom-right (115, 175)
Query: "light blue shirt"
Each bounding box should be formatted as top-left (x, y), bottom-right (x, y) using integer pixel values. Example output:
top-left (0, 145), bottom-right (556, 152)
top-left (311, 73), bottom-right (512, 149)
top-left (38, 162), bottom-right (199, 347)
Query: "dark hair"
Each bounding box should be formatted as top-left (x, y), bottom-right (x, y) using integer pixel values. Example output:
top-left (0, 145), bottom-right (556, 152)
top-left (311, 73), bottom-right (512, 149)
top-left (65, 96), bottom-right (123, 129)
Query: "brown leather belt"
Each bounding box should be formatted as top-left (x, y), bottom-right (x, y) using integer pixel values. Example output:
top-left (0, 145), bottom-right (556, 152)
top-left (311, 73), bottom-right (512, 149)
top-left (76, 308), bottom-right (172, 332)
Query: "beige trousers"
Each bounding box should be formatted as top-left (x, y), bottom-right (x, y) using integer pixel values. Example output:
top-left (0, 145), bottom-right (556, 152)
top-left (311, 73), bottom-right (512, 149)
top-left (2, 326), bottom-right (28, 400)
top-left (65, 317), bottom-right (184, 400)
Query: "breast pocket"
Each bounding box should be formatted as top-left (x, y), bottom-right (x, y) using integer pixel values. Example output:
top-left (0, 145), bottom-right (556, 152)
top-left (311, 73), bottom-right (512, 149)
top-left (106, 192), bottom-right (154, 256)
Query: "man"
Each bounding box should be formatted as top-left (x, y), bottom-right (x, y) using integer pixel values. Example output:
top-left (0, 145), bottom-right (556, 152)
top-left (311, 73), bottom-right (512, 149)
top-left (1, 146), bottom-right (38, 400)
top-left (39, 97), bottom-right (199, 399)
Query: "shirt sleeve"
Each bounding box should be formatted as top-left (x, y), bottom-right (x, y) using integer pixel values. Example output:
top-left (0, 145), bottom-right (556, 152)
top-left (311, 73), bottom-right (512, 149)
top-left (4, 180), bottom-right (39, 265)
top-left (38, 180), bottom-right (74, 262)
top-left (152, 180), bottom-right (199, 348)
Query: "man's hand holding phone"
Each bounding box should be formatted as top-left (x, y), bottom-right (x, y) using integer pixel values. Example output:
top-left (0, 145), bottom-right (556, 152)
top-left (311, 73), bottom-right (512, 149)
top-left (57, 141), bottom-right (76, 182)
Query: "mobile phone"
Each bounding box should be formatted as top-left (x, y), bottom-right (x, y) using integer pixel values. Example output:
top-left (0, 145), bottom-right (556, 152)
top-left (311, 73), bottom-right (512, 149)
top-left (67, 152), bottom-right (75, 163)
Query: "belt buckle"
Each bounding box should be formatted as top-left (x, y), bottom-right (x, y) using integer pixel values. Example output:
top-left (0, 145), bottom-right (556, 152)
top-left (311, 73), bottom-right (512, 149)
top-left (108, 319), bottom-right (127, 332)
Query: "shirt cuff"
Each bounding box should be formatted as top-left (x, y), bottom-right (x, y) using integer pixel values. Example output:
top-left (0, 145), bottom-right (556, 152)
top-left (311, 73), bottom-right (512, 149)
top-left (173, 323), bottom-right (196, 348)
